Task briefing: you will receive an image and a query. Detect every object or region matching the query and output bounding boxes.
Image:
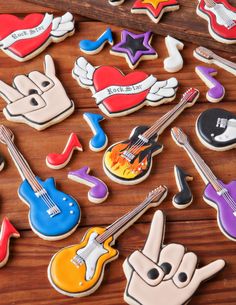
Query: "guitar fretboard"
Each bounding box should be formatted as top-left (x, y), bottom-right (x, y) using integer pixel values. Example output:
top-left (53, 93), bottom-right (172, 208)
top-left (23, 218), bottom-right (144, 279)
top-left (0, 126), bottom-right (42, 193)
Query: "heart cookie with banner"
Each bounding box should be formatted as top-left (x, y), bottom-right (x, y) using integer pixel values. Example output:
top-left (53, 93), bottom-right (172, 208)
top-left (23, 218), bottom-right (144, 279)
top-left (0, 12), bottom-right (75, 62)
top-left (72, 57), bottom-right (178, 117)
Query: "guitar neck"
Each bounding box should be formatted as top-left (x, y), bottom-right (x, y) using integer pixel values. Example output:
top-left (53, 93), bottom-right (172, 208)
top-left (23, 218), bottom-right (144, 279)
top-left (213, 53), bottom-right (236, 74)
top-left (96, 195), bottom-right (161, 244)
top-left (183, 142), bottom-right (221, 191)
top-left (2, 130), bottom-right (41, 192)
top-left (204, 0), bottom-right (216, 7)
top-left (142, 99), bottom-right (190, 140)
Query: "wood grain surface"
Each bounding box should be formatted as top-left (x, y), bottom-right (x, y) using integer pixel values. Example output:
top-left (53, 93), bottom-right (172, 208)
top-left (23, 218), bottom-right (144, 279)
top-left (25, 0), bottom-right (236, 53)
top-left (0, 1), bottom-right (236, 304)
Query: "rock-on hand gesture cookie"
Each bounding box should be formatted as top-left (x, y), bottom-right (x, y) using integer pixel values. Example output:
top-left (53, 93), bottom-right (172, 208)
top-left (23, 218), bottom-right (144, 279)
top-left (123, 210), bottom-right (225, 305)
top-left (0, 55), bottom-right (74, 131)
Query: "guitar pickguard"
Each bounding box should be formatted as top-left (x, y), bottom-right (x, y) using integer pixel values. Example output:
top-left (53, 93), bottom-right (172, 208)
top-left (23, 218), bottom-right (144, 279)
top-left (76, 232), bottom-right (108, 281)
top-left (214, 119), bottom-right (236, 142)
top-left (205, 4), bottom-right (236, 28)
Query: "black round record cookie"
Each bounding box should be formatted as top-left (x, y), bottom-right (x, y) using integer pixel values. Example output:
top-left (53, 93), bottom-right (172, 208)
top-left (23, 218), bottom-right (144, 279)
top-left (196, 108), bottom-right (236, 151)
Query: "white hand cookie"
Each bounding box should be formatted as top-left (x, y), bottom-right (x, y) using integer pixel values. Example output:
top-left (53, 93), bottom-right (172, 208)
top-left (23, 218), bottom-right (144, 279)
top-left (123, 210), bottom-right (225, 305)
top-left (0, 55), bottom-right (74, 131)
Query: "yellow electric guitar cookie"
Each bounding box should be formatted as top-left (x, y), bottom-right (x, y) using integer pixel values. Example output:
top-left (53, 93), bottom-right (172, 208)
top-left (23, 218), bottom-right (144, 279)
top-left (48, 185), bottom-right (168, 297)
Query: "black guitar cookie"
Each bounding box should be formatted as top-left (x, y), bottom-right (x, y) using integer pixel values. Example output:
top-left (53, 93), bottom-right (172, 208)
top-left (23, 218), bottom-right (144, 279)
top-left (196, 108), bottom-right (236, 151)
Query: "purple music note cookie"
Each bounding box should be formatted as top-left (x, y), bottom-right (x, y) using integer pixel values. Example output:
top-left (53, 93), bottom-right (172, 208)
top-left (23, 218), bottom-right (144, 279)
top-left (195, 66), bottom-right (225, 103)
top-left (68, 166), bottom-right (109, 204)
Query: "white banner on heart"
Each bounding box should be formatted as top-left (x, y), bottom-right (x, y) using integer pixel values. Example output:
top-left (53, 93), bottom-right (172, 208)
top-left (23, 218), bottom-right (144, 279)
top-left (0, 13), bottom-right (53, 49)
top-left (93, 75), bottom-right (157, 104)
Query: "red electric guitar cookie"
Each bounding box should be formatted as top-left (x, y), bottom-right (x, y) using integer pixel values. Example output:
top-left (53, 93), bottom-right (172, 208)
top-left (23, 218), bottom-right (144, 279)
top-left (0, 12), bottom-right (75, 61)
top-left (197, 0), bottom-right (236, 44)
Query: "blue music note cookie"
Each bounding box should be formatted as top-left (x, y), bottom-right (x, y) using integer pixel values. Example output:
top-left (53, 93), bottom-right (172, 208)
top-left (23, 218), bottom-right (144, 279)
top-left (83, 112), bottom-right (108, 152)
top-left (79, 28), bottom-right (114, 55)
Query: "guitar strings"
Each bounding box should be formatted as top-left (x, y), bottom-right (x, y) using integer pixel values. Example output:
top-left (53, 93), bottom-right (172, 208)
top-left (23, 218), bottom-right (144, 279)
top-left (1, 127), bottom-right (61, 215)
top-left (123, 95), bottom-right (189, 159)
top-left (184, 141), bottom-right (236, 211)
top-left (72, 192), bottom-right (161, 264)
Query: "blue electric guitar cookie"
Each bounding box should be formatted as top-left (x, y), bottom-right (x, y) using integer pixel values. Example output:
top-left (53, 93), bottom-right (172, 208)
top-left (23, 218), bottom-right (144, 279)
top-left (0, 125), bottom-right (81, 241)
top-left (83, 112), bottom-right (108, 151)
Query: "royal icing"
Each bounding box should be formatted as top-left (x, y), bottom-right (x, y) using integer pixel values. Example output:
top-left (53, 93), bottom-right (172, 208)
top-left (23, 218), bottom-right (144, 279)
top-left (195, 66), bottom-right (225, 103)
top-left (131, 0), bottom-right (180, 23)
top-left (171, 126), bottom-right (236, 241)
top-left (123, 210), bottom-right (225, 305)
top-left (110, 30), bottom-right (157, 69)
top-left (0, 217), bottom-right (20, 268)
top-left (72, 57), bottom-right (178, 117)
top-left (196, 108), bottom-right (236, 151)
top-left (0, 125), bottom-right (81, 241)
top-left (197, 0), bottom-right (236, 44)
top-left (164, 36), bottom-right (184, 73)
top-left (0, 153), bottom-right (4, 172)
top-left (173, 166), bottom-right (193, 209)
top-left (109, 0), bottom-right (126, 5)
top-left (46, 133), bottom-right (83, 169)
top-left (103, 89), bottom-right (199, 185)
top-left (194, 46), bottom-right (236, 77)
top-left (0, 12), bottom-right (75, 62)
top-left (0, 55), bottom-right (75, 131)
top-left (48, 186), bottom-right (168, 297)
top-left (83, 113), bottom-right (108, 152)
top-left (79, 28), bottom-right (113, 55)
top-left (68, 166), bottom-right (109, 204)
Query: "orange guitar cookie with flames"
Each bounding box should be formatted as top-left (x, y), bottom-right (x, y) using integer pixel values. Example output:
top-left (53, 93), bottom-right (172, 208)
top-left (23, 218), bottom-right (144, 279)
top-left (103, 88), bottom-right (199, 185)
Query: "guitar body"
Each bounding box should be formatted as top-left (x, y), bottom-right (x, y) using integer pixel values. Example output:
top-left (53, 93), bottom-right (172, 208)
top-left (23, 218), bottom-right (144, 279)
top-left (103, 126), bottom-right (163, 185)
top-left (197, 0), bottom-right (236, 43)
top-left (196, 108), bottom-right (236, 151)
top-left (204, 180), bottom-right (236, 241)
top-left (18, 177), bottom-right (81, 240)
top-left (48, 227), bottom-right (118, 297)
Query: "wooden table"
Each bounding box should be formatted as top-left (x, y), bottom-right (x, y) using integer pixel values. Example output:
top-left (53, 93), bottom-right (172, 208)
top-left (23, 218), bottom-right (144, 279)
top-left (0, 1), bottom-right (236, 304)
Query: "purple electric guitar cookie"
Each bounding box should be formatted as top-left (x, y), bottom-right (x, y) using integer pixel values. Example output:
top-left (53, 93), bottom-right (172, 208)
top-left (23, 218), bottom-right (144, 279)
top-left (195, 66), bottom-right (225, 103)
top-left (172, 127), bottom-right (236, 242)
top-left (68, 166), bottom-right (109, 204)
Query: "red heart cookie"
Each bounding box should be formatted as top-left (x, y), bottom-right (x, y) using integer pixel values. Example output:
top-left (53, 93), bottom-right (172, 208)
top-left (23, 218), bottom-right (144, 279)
top-left (0, 14), bottom-right (52, 59)
top-left (93, 66), bottom-right (150, 114)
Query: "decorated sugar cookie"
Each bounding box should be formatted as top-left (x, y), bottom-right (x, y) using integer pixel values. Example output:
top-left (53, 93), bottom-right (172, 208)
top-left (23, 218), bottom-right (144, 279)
top-left (103, 88), bottom-right (199, 185)
top-left (197, 0), bottom-right (236, 44)
top-left (0, 12), bottom-right (75, 62)
top-left (164, 36), bottom-right (184, 73)
top-left (172, 166), bottom-right (193, 209)
top-left (79, 28), bottom-right (114, 55)
top-left (48, 186), bottom-right (168, 297)
top-left (110, 30), bottom-right (157, 69)
top-left (172, 126), bottom-right (236, 241)
top-left (196, 108), bottom-right (236, 151)
top-left (0, 153), bottom-right (5, 172)
top-left (195, 66), bottom-right (225, 103)
top-left (46, 133), bottom-right (83, 169)
top-left (131, 0), bottom-right (180, 23)
top-left (83, 113), bottom-right (108, 152)
top-left (0, 55), bottom-right (75, 131)
top-left (194, 46), bottom-right (236, 76)
top-left (0, 125), bottom-right (81, 241)
top-left (109, 0), bottom-right (126, 5)
top-left (72, 57), bottom-right (178, 117)
top-left (123, 210), bottom-right (225, 305)
top-left (68, 166), bottom-right (109, 204)
top-left (0, 217), bottom-right (20, 268)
